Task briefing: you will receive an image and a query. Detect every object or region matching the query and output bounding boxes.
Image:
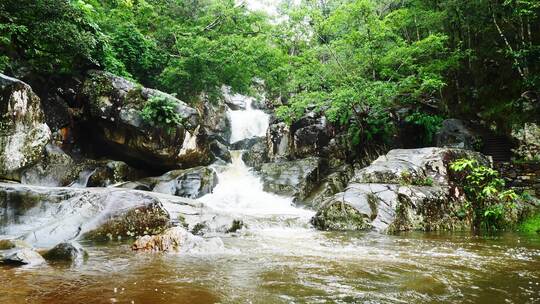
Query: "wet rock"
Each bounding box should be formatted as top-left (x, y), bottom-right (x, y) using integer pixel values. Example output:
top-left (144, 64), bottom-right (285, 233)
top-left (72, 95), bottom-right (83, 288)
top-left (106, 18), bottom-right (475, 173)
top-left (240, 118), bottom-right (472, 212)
top-left (115, 181), bottom-right (152, 191)
top-left (312, 148), bottom-right (489, 233)
top-left (241, 137), bottom-right (269, 170)
top-left (20, 145), bottom-right (143, 187)
top-left (230, 136), bottom-right (264, 150)
top-left (312, 183), bottom-right (467, 232)
top-left (226, 220), bottom-right (244, 233)
top-left (80, 70), bottom-right (211, 171)
top-left (260, 157), bottom-right (326, 201)
top-left (352, 148), bottom-right (489, 186)
top-left (1, 248), bottom-right (45, 266)
top-left (86, 160), bottom-right (143, 187)
top-left (83, 200), bottom-right (171, 241)
top-left (0, 182), bottom-right (201, 247)
top-left (0, 74), bottom-right (51, 180)
top-left (436, 119), bottom-right (481, 150)
top-left (209, 140), bottom-right (231, 163)
top-left (290, 112), bottom-right (331, 159)
top-left (267, 122), bottom-right (291, 161)
top-left (304, 165), bottom-right (354, 208)
top-left (20, 144), bottom-right (75, 186)
top-left (145, 166), bottom-right (218, 199)
top-left (250, 97), bottom-right (269, 111)
top-left (42, 242), bottom-right (87, 262)
top-left (132, 226), bottom-right (224, 253)
top-left (199, 94), bottom-right (231, 144)
top-left (222, 87), bottom-right (247, 110)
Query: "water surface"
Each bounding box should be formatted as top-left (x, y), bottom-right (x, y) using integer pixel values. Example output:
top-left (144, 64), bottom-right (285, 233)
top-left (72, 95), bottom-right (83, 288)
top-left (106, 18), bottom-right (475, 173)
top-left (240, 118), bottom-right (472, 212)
top-left (1, 231), bottom-right (539, 304)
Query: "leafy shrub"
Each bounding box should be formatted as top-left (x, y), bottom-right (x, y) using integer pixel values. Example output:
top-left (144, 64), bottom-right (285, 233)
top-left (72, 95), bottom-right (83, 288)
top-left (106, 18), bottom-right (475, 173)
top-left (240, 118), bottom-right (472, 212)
top-left (140, 95), bottom-right (182, 133)
top-left (450, 158), bottom-right (519, 231)
top-left (404, 111), bottom-right (444, 144)
top-left (519, 213), bottom-right (540, 234)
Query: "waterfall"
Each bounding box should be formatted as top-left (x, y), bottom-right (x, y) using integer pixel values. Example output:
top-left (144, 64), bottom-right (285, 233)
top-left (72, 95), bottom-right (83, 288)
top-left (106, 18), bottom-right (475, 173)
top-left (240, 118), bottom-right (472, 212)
top-left (199, 94), bottom-right (313, 232)
top-left (228, 97), bottom-right (269, 144)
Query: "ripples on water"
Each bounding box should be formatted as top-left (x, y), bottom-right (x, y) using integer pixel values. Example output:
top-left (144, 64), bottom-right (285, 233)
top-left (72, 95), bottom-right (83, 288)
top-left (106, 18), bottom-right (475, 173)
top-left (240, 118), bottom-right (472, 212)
top-left (1, 231), bottom-right (539, 304)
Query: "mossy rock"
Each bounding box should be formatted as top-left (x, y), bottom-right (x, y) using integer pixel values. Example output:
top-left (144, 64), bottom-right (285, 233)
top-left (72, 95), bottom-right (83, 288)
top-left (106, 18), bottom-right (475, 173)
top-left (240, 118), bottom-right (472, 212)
top-left (84, 202), bottom-right (171, 241)
top-left (311, 201), bottom-right (371, 231)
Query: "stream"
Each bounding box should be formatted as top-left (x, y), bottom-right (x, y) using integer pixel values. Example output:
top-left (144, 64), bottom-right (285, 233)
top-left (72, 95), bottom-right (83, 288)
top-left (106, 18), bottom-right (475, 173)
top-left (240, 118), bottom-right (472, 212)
top-left (1, 96), bottom-right (539, 304)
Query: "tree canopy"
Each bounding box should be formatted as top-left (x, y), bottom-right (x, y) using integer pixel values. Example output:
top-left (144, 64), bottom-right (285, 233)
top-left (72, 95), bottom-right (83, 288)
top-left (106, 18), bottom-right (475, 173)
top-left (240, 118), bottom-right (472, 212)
top-left (1, 0), bottom-right (538, 136)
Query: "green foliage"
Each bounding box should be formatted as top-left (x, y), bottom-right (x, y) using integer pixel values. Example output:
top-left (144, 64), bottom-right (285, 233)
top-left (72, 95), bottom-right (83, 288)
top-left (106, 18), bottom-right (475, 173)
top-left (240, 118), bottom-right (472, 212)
top-left (0, 0), bottom-right (105, 73)
top-left (140, 95), bottom-right (183, 132)
top-left (450, 158), bottom-right (519, 231)
top-left (404, 111), bottom-right (444, 144)
top-left (0, 0), bottom-right (538, 134)
top-left (276, 0), bottom-right (458, 146)
top-left (519, 213), bottom-right (540, 234)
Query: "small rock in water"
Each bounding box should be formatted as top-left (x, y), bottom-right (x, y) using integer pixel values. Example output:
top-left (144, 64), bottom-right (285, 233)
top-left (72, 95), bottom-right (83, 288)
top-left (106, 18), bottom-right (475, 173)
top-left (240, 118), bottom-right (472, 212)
top-left (132, 227), bottom-right (191, 252)
top-left (226, 220), bottom-right (244, 233)
top-left (42, 242), bottom-right (88, 263)
top-left (132, 226), bottom-right (224, 253)
top-left (1, 248), bottom-right (46, 266)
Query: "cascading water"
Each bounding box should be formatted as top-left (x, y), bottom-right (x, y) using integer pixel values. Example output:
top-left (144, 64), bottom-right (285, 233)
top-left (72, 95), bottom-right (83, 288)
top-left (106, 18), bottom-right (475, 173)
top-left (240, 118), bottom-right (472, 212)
top-left (199, 93), bottom-right (313, 235)
top-left (227, 97), bottom-right (269, 144)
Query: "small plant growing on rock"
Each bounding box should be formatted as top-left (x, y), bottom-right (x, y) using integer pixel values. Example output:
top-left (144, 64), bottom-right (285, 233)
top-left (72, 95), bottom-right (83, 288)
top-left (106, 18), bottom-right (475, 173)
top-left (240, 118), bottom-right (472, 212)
top-left (399, 170), bottom-right (434, 186)
top-left (140, 95), bottom-right (183, 133)
top-left (450, 158), bottom-right (519, 231)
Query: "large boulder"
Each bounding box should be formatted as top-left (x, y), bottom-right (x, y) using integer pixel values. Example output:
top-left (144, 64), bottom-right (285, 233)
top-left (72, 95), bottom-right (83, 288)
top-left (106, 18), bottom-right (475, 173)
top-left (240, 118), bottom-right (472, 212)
top-left (80, 71), bottom-right (211, 171)
top-left (303, 165), bottom-right (354, 208)
top-left (352, 148), bottom-right (489, 186)
top-left (221, 86), bottom-right (247, 110)
top-left (0, 182), bottom-right (201, 247)
top-left (312, 148), bottom-right (489, 233)
top-left (20, 145), bottom-right (143, 187)
top-left (0, 74), bottom-right (51, 180)
top-left (198, 94), bottom-right (231, 144)
top-left (141, 166), bottom-right (218, 199)
top-left (311, 183), bottom-right (469, 232)
top-left (289, 112), bottom-right (331, 159)
top-left (241, 137), bottom-right (269, 170)
top-left (230, 136), bottom-right (264, 150)
top-left (436, 119), bottom-right (481, 150)
top-left (82, 200), bottom-right (171, 241)
top-left (259, 157), bottom-right (326, 202)
top-left (19, 144), bottom-right (76, 186)
top-left (267, 111), bottom-right (332, 162)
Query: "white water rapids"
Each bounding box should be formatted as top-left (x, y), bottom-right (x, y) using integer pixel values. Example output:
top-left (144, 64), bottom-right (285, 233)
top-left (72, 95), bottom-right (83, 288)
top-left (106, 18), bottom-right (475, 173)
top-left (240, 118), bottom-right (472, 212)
top-left (199, 95), bottom-right (314, 236)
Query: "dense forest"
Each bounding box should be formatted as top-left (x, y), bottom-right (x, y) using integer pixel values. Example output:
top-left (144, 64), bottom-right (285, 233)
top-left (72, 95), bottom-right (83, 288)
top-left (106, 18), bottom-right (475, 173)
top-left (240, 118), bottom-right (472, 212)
top-left (1, 0), bottom-right (539, 143)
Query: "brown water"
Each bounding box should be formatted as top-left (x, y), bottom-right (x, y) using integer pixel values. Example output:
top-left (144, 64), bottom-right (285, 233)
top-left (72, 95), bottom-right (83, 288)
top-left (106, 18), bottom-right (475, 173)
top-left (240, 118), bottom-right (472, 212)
top-left (1, 231), bottom-right (539, 304)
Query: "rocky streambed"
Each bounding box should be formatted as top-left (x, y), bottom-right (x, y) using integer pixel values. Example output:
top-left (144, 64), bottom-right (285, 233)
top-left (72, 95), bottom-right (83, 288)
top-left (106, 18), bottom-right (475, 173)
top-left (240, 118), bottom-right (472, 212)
top-left (1, 71), bottom-right (539, 303)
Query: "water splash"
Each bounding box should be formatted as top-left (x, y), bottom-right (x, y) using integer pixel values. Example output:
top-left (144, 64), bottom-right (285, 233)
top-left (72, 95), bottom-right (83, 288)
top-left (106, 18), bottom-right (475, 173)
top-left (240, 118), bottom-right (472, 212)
top-left (70, 169), bottom-right (97, 188)
top-left (200, 151), bottom-right (313, 219)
